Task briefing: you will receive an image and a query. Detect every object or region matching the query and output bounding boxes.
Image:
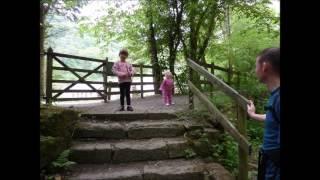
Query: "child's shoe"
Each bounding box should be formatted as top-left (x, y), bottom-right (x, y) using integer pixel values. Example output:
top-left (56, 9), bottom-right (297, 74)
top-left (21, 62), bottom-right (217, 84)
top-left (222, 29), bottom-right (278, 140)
top-left (127, 106), bottom-right (134, 111)
top-left (118, 106), bottom-right (125, 111)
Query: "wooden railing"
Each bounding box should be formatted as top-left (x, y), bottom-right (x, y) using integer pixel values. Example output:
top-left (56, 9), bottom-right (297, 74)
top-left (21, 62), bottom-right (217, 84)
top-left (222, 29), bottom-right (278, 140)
top-left (187, 58), bottom-right (251, 180)
top-left (44, 47), bottom-right (156, 104)
top-left (198, 61), bottom-right (241, 85)
top-left (193, 61), bottom-right (242, 100)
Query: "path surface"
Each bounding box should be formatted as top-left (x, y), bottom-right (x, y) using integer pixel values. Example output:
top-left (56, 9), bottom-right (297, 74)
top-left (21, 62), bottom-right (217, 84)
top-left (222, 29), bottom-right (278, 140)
top-left (61, 95), bottom-right (189, 114)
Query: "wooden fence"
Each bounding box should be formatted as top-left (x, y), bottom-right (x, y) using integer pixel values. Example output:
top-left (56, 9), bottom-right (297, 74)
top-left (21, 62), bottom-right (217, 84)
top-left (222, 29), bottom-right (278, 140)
top-left (44, 47), bottom-right (156, 104)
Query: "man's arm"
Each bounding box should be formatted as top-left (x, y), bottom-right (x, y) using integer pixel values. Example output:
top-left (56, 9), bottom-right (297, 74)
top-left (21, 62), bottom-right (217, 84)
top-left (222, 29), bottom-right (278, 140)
top-left (247, 100), bottom-right (266, 122)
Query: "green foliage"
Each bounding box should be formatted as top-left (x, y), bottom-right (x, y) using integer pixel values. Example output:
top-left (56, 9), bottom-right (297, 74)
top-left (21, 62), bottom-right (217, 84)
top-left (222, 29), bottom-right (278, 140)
top-left (40, 136), bottom-right (65, 170)
top-left (205, 5), bottom-right (279, 107)
top-left (184, 148), bottom-right (197, 159)
top-left (179, 106), bottom-right (263, 176)
top-left (211, 134), bottom-right (239, 174)
top-left (49, 150), bottom-right (76, 173)
top-left (46, 0), bottom-right (279, 91)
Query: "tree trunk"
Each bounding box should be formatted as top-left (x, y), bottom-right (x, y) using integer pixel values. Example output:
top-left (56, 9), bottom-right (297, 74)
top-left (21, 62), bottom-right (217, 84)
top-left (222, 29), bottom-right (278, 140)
top-left (188, 5), bottom-right (201, 88)
top-left (168, 33), bottom-right (175, 75)
top-left (168, 55), bottom-right (175, 75)
top-left (40, 5), bottom-right (46, 104)
top-left (225, 4), bottom-right (233, 85)
top-left (147, 0), bottom-right (161, 94)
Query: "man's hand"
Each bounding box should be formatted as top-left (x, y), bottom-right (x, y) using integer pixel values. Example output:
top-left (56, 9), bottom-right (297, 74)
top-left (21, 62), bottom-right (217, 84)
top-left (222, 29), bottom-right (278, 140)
top-left (247, 100), bottom-right (266, 122)
top-left (247, 100), bottom-right (256, 117)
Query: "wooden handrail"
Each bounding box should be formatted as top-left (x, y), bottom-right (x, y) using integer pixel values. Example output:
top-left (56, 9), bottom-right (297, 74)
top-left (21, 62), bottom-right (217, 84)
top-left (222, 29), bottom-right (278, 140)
top-left (187, 58), bottom-right (251, 180)
top-left (188, 81), bottom-right (251, 154)
top-left (187, 58), bottom-right (250, 110)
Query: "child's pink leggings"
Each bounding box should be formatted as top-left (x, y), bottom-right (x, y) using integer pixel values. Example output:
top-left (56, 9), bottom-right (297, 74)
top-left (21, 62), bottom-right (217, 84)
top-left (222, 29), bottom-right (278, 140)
top-left (162, 90), bottom-right (172, 104)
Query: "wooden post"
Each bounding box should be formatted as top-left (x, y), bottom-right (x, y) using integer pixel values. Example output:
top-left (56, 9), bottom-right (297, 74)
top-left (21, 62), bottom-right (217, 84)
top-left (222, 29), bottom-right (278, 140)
top-left (210, 62), bottom-right (214, 98)
top-left (227, 66), bottom-right (232, 85)
top-left (152, 63), bottom-right (161, 95)
top-left (46, 47), bottom-right (53, 105)
top-left (158, 66), bottom-right (162, 94)
top-left (108, 81), bottom-right (111, 100)
top-left (237, 72), bottom-right (240, 91)
top-left (188, 65), bottom-right (194, 109)
top-left (103, 57), bottom-right (108, 103)
top-left (140, 64), bottom-right (144, 98)
top-left (237, 105), bottom-right (248, 180)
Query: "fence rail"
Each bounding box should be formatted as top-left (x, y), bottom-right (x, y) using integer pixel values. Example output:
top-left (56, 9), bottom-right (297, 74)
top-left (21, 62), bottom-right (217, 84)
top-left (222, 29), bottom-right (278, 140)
top-left (44, 47), bottom-right (156, 104)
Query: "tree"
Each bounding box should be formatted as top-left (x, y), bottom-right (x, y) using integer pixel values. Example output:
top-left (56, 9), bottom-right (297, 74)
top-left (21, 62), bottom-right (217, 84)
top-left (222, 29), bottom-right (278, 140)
top-left (146, 0), bottom-right (161, 93)
top-left (40, 0), bottom-right (88, 104)
top-left (206, 3), bottom-right (279, 98)
top-left (75, 0), bottom-right (278, 94)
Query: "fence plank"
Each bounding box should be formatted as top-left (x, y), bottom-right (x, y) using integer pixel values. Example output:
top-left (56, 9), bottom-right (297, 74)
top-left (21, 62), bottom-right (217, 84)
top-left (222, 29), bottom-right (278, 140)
top-left (52, 90), bottom-right (105, 93)
top-left (53, 66), bottom-right (103, 74)
top-left (108, 81), bottom-right (112, 100)
top-left (188, 65), bottom-right (194, 110)
top-left (51, 52), bottom-right (105, 63)
top-left (55, 97), bottom-right (104, 101)
top-left (210, 62), bottom-right (214, 98)
top-left (132, 64), bottom-right (153, 68)
top-left (46, 47), bottom-right (53, 104)
top-left (52, 80), bottom-right (104, 84)
top-left (52, 80), bottom-right (154, 86)
top-left (103, 57), bottom-right (108, 103)
top-left (140, 64), bottom-right (144, 98)
top-left (237, 105), bottom-right (249, 180)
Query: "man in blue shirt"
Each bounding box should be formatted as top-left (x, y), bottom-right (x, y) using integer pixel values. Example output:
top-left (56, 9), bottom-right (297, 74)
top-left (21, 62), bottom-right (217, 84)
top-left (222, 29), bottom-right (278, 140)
top-left (247, 47), bottom-right (280, 180)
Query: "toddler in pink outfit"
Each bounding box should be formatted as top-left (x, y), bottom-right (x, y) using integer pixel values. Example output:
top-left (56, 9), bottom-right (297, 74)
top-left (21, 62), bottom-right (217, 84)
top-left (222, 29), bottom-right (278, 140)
top-left (112, 49), bottom-right (135, 111)
top-left (159, 71), bottom-right (175, 106)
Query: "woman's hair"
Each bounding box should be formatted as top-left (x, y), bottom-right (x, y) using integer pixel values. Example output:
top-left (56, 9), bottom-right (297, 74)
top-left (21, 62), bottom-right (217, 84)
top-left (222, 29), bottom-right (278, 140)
top-left (257, 47), bottom-right (280, 75)
top-left (119, 49), bottom-right (129, 57)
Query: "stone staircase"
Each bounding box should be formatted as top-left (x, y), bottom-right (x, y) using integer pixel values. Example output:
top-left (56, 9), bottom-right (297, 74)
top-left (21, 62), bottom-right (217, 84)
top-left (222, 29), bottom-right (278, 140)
top-left (66, 113), bottom-right (233, 180)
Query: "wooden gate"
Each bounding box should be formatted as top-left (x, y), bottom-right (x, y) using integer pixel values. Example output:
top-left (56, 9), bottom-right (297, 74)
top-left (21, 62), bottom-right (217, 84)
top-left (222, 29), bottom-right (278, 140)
top-left (44, 47), bottom-right (155, 104)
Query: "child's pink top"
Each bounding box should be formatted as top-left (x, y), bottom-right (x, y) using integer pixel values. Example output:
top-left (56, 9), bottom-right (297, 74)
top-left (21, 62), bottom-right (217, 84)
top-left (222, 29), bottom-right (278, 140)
top-left (159, 79), bottom-right (174, 92)
top-left (112, 61), bottom-right (134, 83)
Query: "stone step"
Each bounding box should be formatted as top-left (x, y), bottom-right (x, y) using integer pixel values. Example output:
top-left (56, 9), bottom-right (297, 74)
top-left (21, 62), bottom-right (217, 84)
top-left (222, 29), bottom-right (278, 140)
top-left (70, 137), bottom-right (189, 164)
top-left (80, 113), bottom-right (178, 121)
top-left (74, 120), bottom-right (186, 140)
top-left (66, 158), bottom-right (234, 180)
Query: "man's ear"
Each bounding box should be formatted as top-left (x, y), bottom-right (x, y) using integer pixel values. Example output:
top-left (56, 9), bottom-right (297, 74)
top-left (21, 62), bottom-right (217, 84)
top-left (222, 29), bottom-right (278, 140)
top-left (262, 62), bottom-right (269, 73)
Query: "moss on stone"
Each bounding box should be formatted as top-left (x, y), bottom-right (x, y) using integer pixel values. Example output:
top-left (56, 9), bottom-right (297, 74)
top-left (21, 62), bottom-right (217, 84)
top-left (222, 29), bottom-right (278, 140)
top-left (40, 106), bottom-right (80, 170)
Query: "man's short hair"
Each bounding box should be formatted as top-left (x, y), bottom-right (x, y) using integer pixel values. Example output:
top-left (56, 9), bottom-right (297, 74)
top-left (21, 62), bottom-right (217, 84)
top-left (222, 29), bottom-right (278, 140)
top-left (257, 47), bottom-right (280, 75)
